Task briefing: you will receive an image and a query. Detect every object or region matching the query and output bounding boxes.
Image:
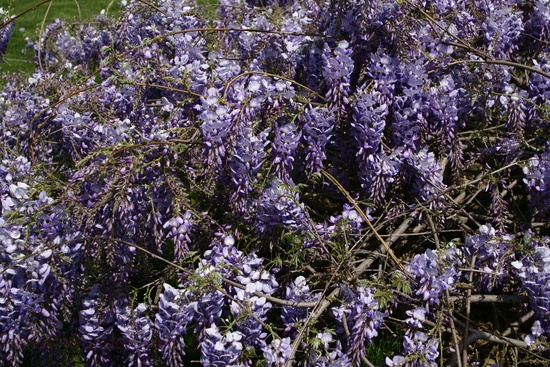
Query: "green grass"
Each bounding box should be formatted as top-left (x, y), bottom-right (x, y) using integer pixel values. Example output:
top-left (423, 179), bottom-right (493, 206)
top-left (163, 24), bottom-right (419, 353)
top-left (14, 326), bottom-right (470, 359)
top-left (1, 0), bottom-right (121, 76)
top-left (1, 0), bottom-right (220, 78)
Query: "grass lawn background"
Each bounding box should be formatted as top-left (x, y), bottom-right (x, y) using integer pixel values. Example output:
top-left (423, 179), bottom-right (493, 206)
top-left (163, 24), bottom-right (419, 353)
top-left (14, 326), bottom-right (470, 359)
top-left (1, 0), bottom-right (122, 75)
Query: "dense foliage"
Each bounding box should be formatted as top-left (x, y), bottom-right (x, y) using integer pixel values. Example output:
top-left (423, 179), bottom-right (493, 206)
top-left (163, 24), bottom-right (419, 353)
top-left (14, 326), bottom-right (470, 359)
top-left (1, 0), bottom-right (550, 366)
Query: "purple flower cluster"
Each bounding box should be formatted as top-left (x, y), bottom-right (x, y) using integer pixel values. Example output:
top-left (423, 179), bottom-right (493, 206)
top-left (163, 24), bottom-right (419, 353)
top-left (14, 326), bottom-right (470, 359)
top-left (272, 123), bottom-right (301, 182)
top-left (404, 148), bottom-right (446, 213)
top-left (322, 40), bottom-right (354, 115)
top-left (512, 234), bottom-right (550, 334)
top-left (301, 106), bottom-right (334, 176)
top-left (78, 286), bottom-right (121, 367)
top-left (255, 179), bottom-right (309, 236)
top-left (198, 88), bottom-right (239, 170)
top-left (406, 247), bottom-right (461, 306)
top-left (352, 91), bottom-right (394, 202)
top-left (0, 9), bottom-right (13, 59)
top-left (523, 150), bottom-right (550, 219)
top-left (386, 331), bottom-right (439, 367)
top-left (281, 276), bottom-right (320, 334)
top-left (387, 305), bottom-right (439, 366)
top-left (200, 324), bottom-right (245, 366)
top-left (154, 236), bottom-right (278, 366)
top-left (3, 0), bottom-right (550, 365)
top-left (462, 224), bottom-right (514, 292)
top-left (155, 283), bottom-right (188, 367)
top-left (116, 302), bottom-right (154, 367)
top-left (230, 126), bottom-right (270, 211)
top-left (332, 285), bottom-right (388, 364)
top-left (1, 156), bottom-right (82, 366)
top-left (163, 210), bottom-right (194, 261)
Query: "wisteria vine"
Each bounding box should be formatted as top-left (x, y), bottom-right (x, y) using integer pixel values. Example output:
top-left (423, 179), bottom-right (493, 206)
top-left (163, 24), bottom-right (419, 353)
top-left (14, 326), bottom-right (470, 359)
top-left (1, 0), bottom-right (550, 366)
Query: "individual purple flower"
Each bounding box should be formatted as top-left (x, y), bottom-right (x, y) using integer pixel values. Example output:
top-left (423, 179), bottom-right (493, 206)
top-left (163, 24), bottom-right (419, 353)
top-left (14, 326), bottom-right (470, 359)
top-left (405, 307), bottom-right (427, 329)
top-left (524, 320), bottom-right (545, 348)
top-left (386, 355), bottom-right (407, 366)
top-left (342, 204), bottom-right (364, 232)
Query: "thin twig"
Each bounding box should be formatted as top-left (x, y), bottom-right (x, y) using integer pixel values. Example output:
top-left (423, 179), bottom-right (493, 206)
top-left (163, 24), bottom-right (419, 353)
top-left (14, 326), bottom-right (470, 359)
top-left (447, 294), bottom-right (529, 304)
top-left (0, 0), bottom-right (52, 30)
top-left (37, 0), bottom-right (53, 71)
top-left (462, 254), bottom-right (476, 367)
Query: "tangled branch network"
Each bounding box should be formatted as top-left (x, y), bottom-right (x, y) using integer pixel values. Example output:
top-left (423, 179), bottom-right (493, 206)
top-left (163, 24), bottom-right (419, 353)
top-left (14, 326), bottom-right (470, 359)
top-left (1, 0), bottom-right (550, 366)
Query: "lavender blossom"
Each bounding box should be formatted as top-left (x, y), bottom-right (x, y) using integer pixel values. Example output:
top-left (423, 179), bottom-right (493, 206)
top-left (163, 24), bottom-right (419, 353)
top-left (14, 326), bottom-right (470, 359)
top-left (406, 247), bottom-right (460, 307)
top-left (351, 91), bottom-right (396, 202)
top-left (263, 337), bottom-right (292, 367)
top-left (163, 210), bottom-right (194, 261)
top-left (255, 179), bottom-right (310, 236)
top-left (155, 284), bottom-right (188, 367)
top-left (198, 88), bottom-right (239, 170)
top-left (402, 331), bottom-right (439, 367)
top-left (405, 148), bottom-right (446, 213)
top-left (462, 224), bottom-right (514, 291)
top-left (481, 2), bottom-right (523, 58)
top-left (524, 320), bottom-right (545, 348)
top-left (0, 10), bottom-right (13, 60)
top-left (230, 127), bottom-right (270, 211)
top-left (2, 0), bottom-right (550, 364)
top-left (512, 235), bottom-right (550, 333)
top-left (332, 286), bottom-right (388, 364)
top-left (116, 303), bottom-right (154, 367)
top-left (281, 276), bottom-right (321, 334)
top-left (78, 285), bottom-right (120, 367)
top-left (523, 151), bottom-right (550, 219)
top-left (322, 40), bottom-right (354, 115)
top-left (272, 123), bottom-right (301, 181)
top-left (301, 106), bottom-right (335, 175)
top-left (200, 324), bottom-right (244, 366)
